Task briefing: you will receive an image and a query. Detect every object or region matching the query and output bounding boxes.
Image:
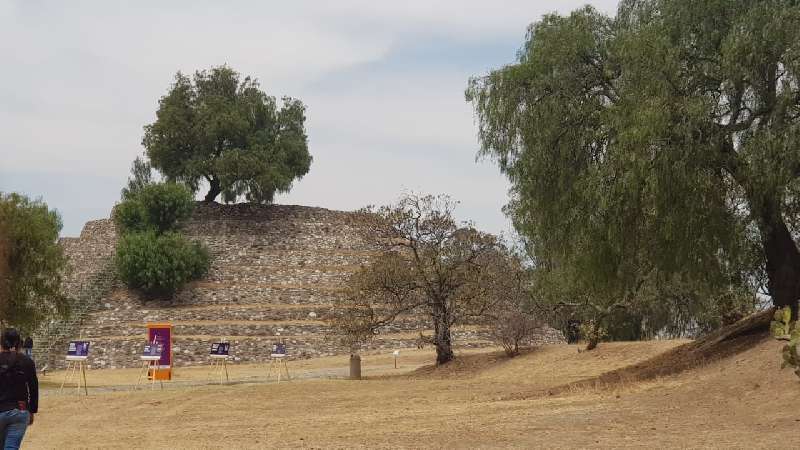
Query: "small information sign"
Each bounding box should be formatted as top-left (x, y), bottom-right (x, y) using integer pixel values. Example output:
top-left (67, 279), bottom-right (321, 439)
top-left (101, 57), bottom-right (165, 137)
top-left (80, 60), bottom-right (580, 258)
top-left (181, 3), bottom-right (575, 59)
top-left (210, 342), bottom-right (230, 356)
top-left (142, 343), bottom-right (163, 358)
top-left (271, 342), bottom-right (287, 357)
top-left (67, 341), bottom-right (90, 359)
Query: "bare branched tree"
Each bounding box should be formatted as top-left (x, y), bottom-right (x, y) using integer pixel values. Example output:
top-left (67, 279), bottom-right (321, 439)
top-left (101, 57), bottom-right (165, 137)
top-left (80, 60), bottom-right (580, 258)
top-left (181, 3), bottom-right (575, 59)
top-left (331, 193), bottom-right (520, 365)
top-left (484, 256), bottom-right (542, 357)
top-left (489, 307), bottom-right (542, 357)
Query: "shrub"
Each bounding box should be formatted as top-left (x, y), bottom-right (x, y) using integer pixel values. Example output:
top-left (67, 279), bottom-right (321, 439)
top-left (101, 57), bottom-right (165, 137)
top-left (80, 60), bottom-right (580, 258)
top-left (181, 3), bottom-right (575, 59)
top-left (112, 197), bottom-right (148, 233)
top-left (490, 308), bottom-right (541, 357)
top-left (113, 182), bottom-right (194, 233)
top-left (115, 230), bottom-right (210, 296)
top-left (138, 183), bottom-right (195, 233)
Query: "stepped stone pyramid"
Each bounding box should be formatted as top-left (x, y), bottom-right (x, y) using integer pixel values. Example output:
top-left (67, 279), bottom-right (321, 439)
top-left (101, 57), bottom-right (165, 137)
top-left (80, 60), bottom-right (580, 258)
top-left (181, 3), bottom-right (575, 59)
top-left (39, 203), bottom-right (541, 369)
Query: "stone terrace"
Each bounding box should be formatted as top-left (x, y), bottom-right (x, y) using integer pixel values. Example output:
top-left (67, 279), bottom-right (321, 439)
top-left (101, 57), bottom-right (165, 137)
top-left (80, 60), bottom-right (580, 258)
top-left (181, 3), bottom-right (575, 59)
top-left (45, 204), bottom-right (484, 367)
top-left (48, 203), bottom-right (562, 369)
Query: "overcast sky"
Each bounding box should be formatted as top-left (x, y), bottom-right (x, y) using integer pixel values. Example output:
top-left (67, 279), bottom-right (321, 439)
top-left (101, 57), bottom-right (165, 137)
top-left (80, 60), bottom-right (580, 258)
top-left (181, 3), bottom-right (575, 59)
top-left (0, 1), bottom-right (619, 237)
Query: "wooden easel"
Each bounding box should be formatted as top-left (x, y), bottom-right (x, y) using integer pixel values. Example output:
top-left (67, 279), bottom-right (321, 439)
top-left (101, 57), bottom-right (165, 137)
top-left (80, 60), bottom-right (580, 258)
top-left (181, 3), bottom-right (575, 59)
top-left (209, 355), bottom-right (230, 384)
top-left (60, 357), bottom-right (88, 396)
top-left (266, 355), bottom-right (291, 382)
top-left (136, 357), bottom-right (163, 390)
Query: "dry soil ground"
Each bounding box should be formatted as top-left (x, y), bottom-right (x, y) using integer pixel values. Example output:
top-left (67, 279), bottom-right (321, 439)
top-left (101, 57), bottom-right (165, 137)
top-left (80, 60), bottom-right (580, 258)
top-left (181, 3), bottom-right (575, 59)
top-left (25, 336), bottom-right (800, 449)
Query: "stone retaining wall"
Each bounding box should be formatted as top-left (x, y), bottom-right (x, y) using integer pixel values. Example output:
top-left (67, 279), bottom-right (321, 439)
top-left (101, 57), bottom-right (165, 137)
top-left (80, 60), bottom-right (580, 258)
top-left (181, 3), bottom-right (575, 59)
top-left (50, 202), bottom-right (564, 369)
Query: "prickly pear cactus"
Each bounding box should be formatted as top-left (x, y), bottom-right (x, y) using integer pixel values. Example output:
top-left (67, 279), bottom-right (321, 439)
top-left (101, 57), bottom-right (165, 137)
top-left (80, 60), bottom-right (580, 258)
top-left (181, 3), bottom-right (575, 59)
top-left (770, 306), bottom-right (793, 339)
top-left (579, 320), bottom-right (607, 351)
top-left (771, 306), bottom-right (800, 379)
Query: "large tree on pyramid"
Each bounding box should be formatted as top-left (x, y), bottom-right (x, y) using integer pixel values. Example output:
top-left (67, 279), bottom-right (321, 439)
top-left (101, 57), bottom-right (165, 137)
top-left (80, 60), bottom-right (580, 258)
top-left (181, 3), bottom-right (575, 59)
top-left (143, 65), bottom-right (312, 204)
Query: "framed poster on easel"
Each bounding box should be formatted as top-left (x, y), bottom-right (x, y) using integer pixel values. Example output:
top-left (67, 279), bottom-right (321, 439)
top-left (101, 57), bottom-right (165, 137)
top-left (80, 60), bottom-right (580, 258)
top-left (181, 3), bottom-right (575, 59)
top-left (60, 340), bottom-right (90, 395)
top-left (266, 341), bottom-right (291, 382)
top-left (208, 342), bottom-right (231, 384)
top-left (210, 342), bottom-right (230, 357)
top-left (136, 339), bottom-right (165, 390)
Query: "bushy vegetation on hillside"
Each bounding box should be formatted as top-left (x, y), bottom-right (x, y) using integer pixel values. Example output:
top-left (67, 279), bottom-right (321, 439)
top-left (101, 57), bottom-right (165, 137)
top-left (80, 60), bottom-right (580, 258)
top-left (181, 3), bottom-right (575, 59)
top-left (112, 64), bottom-right (312, 297)
top-left (114, 182), bottom-right (194, 234)
top-left (113, 171), bottom-right (210, 297)
top-left (115, 230), bottom-right (209, 296)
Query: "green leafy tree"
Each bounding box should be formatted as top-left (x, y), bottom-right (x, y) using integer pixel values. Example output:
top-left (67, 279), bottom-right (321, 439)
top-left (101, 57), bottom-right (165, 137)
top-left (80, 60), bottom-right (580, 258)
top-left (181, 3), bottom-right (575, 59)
top-left (143, 65), bottom-right (312, 203)
top-left (0, 193), bottom-right (68, 332)
top-left (120, 156), bottom-right (154, 200)
top-left (467, 1), bottom-right (800, 324)
top-left (115, 230), bottom-right (210, 297)
top-left (529, 261), bottom-right (757, 348)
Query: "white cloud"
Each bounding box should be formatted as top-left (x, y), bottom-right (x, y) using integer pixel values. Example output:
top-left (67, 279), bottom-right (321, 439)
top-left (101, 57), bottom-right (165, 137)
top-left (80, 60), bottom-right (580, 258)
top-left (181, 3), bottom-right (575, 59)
top-left (307, 73), bottom-right (476, 151)
top-left (0, 0), bottom-right (620, 236)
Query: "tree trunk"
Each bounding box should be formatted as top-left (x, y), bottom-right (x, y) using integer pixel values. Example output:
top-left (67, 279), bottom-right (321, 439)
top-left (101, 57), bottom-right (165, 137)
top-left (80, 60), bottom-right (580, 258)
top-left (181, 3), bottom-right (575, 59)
top-left (724, 142), bottom-right (800, 318)
top-left (434, 328), bottom-right (454, 365)
top-left (349, 354), bottom-right (361, 380)
top-left (759, 203), bottom-right (800, 319)
top-left (204, 178), bottom-right (221, 203)
top-left (432, 307), bottom-right (454, 365)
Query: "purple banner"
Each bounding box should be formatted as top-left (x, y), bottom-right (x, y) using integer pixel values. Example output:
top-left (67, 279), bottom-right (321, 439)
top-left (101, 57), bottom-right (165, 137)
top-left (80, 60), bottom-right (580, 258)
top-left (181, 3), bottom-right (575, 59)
top-left (148, 326), bottom-right (171, 368)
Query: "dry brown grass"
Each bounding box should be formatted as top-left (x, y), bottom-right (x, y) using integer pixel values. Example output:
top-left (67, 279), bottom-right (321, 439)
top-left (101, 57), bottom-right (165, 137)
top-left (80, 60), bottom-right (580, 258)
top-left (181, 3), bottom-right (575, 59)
top-left (40, 347), bottom-right (447, 389)
top-left (26, 336), bottom-right (800, 449)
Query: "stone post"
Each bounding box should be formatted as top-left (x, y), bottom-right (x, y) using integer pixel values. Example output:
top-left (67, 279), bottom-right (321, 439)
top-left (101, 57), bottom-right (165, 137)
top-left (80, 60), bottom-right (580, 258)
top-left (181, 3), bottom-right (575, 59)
top-left (349, 354), bottom-right (361, 380)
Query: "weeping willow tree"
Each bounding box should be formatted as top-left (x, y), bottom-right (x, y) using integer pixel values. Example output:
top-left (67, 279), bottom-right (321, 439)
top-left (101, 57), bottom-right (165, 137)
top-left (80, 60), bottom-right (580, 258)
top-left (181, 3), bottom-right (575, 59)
top-left (467, 0), bottom-right (800, 337)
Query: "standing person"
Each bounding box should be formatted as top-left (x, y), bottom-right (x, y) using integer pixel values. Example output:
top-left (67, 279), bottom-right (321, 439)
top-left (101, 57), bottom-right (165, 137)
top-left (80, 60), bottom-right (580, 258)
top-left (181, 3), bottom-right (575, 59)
top-left (22, 336), bottom-right (32, 359)
top-left (0, 329), bottom-right (38, 450)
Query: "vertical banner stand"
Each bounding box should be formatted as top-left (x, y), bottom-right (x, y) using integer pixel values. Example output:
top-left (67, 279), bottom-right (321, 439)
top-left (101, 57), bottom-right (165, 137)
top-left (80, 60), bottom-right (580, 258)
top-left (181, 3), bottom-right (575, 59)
top-left (146, 323), bottom-right (173, 382)
top-left (266, 342), bottom-right (291, 382)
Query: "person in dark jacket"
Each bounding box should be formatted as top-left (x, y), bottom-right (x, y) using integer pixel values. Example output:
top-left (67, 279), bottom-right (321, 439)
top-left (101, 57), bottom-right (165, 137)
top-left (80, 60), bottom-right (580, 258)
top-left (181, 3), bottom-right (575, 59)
top-left (0, 329), bottom-right (38, 450)
top-left (22, 337), bottom-right (33, 359)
